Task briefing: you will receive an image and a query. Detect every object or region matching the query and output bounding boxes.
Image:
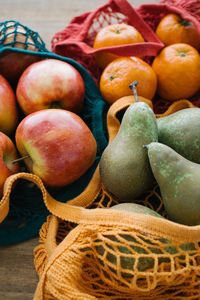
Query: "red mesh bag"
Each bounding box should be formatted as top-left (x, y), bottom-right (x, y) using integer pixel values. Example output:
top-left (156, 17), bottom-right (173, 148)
top-left (51, 0), bottom-right (164, 83)
top-left (51, 0), bottom-right (200, 83)
top-left (51, 0), bottom-right (200, 114)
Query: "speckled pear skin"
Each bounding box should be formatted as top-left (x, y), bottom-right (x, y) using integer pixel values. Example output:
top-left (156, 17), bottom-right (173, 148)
top-left (147, 142), bottom-right (200, 226)
top-left (157, 108), bottom-right (200, 163)
top-left (99, 102), bottom-right (158, 201)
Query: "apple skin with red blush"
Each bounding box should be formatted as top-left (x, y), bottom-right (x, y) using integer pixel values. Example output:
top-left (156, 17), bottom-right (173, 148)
top-left (15, 109), bottom-right (97, 187)
top-left (16, 59), bottom-right (85, 116)
top-left (0, 74), bottom-right (18, 136)
top-left (0, 131), bottom-right (20, 197)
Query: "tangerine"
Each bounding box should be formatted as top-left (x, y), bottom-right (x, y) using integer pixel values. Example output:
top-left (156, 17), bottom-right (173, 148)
top-left (156, 13), bottom-right (200, 50)
top-left (152, 43), bottom-right (200, 101)
top-left (93, 23), bottom-right (144, 70)
top-left (99, 57), bottom-right (157, 105)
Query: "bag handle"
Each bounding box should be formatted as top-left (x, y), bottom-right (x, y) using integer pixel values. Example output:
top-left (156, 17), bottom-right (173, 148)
top-left (156, 99), bottom-right (195, 118)
top-left (0, 160), bottom-right (102, 223)
top-left (0, 167), bottom-right (101, 224)
top-left (76, 0), bottom-right (162, 43)
top-left (113, 0), bottom-right (161, 43)
top-left (106, 96), bottom-right (154, 143)
top-left (1, 169), bottom-right (200, 243)
top-left (56, 38), bottom-right (163, 58)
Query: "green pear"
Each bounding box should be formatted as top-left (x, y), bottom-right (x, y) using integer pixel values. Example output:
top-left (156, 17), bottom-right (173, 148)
top-left (95, 203), bottom-right (196, 274)
top-left (109, 203), bottom-right (163, 272)
top-left (99, 101), bottom-right (158, 201)
top-left (146, 142), bottom-right (200, 226)
top-left (157, 107), bottom-right (200, 163)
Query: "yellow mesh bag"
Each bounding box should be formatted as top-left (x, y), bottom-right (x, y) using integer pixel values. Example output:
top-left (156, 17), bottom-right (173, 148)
top-left (2, 97), bottom-right (200, 299)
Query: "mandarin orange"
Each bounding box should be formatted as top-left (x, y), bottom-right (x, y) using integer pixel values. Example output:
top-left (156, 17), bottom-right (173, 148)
top-left (93, 23), bottom-right (144, 70)
top-left (99, 57), bottom-right (157, 105)
top-left (156, 13), bottom-right (200, 50)
top-left (152, 43), bottom-right (200, 101)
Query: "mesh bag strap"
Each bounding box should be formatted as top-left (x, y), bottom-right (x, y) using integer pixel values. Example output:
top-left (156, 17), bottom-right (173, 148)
top-left (113, 0), bottom-right (161, 41)
top-left (2, 170), bottom-right (200, 243)
top-left (106, 96), bottom-right (154, 143)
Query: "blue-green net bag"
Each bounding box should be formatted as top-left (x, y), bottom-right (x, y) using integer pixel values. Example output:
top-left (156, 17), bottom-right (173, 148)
top-left (0, 20), bottom-right (108, 245)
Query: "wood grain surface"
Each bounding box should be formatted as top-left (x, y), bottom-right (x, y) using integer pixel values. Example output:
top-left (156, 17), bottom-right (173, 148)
top-left (0, 0), bottom-right (159, 299)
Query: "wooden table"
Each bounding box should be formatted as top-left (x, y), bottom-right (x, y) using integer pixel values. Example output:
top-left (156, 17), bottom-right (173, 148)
top-left (0, 0), bottom-right (159, 299)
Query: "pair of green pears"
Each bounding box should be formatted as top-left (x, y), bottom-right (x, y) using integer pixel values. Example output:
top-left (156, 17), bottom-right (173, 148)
top-left (99, 83), bottom-right (200, 226)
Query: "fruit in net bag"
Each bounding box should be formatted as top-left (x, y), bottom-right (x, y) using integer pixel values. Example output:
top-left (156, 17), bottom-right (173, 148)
top-left (16, 59), bottom-right (85, 115)
top-left (146, 142), bottom-right (200, 226)
top-left (93, 23), bottom-right (144, 70)
top-left (99, 81), bottom-right (158, 201)
top-left (156, 13), bottom-right (200, 50)
top-left (15, 109), bottom-right (97, 187)
top-left (152, 43), bottom-right (200, 101)
top-left (100, 57), bottom-right (157, 105)
top-left (0, 21), bottom-right (42, 88)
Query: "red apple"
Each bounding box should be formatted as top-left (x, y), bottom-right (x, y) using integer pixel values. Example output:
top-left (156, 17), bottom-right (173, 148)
top-left (15, 109), bottom-right (97, 187)
top-left (16, 59), bottom-right (85, 115)
top-left (0, 23), bottom-right (42, 88)
top-left (0, 132), bottom-right (20, 197)
top-left (0, 50), bottom-right (42, 90)
top-left (0, 74), bottom-right (18, 136)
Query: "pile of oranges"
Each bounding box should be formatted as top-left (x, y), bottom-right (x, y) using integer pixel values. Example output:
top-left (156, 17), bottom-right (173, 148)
top-left (93, 14), bottom-right (200, 106)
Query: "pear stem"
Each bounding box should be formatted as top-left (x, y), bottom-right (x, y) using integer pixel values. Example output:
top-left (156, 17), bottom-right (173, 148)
top-left (12, 155), bottom-right (30, 164)
top-left (129, 80), bottom-right (139, 102)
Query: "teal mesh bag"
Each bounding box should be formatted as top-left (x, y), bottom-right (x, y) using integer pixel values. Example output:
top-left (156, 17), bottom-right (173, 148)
top-left (0, 21), bottom-right (108, 245)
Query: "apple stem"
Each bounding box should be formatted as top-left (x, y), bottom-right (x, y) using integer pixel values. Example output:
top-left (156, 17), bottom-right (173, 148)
top-left (12, 155), bottom-right (30, 164)
top-left (129, 80), bottom-right (139, 102)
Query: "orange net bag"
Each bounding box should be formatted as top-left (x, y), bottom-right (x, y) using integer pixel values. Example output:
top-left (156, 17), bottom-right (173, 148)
top-left (2, 98), bottom-right (200, 299)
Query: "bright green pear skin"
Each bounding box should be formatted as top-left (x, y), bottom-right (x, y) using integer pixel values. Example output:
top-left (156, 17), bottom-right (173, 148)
top-left (147, 142), bottom-right (200, 226)
top-left (157, 108), bottom-right (200, 163)
top-left (99, 102), bottom-right (158, 201)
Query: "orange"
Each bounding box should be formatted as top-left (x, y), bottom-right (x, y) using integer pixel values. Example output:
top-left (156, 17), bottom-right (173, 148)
top-left (152, 43), bottom-right (200, 101)
top-left (156, 13), bottom-right (200, 50)
top-left (99, 57), bottom-right (157, 105)
top-left (93, 23), bottom-right (144, 70)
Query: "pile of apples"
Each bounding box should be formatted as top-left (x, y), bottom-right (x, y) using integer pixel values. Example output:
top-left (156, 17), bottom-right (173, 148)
top-left (0, 54), bottom-right (97, 197)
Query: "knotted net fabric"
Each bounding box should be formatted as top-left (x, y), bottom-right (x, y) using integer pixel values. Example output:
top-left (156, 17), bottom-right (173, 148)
top-left (33, 2), bottom-right (200, 296)
top-left (0, 20), bottom-right (48, 51)
top-left (30, 98), bottom-right (200, 299)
